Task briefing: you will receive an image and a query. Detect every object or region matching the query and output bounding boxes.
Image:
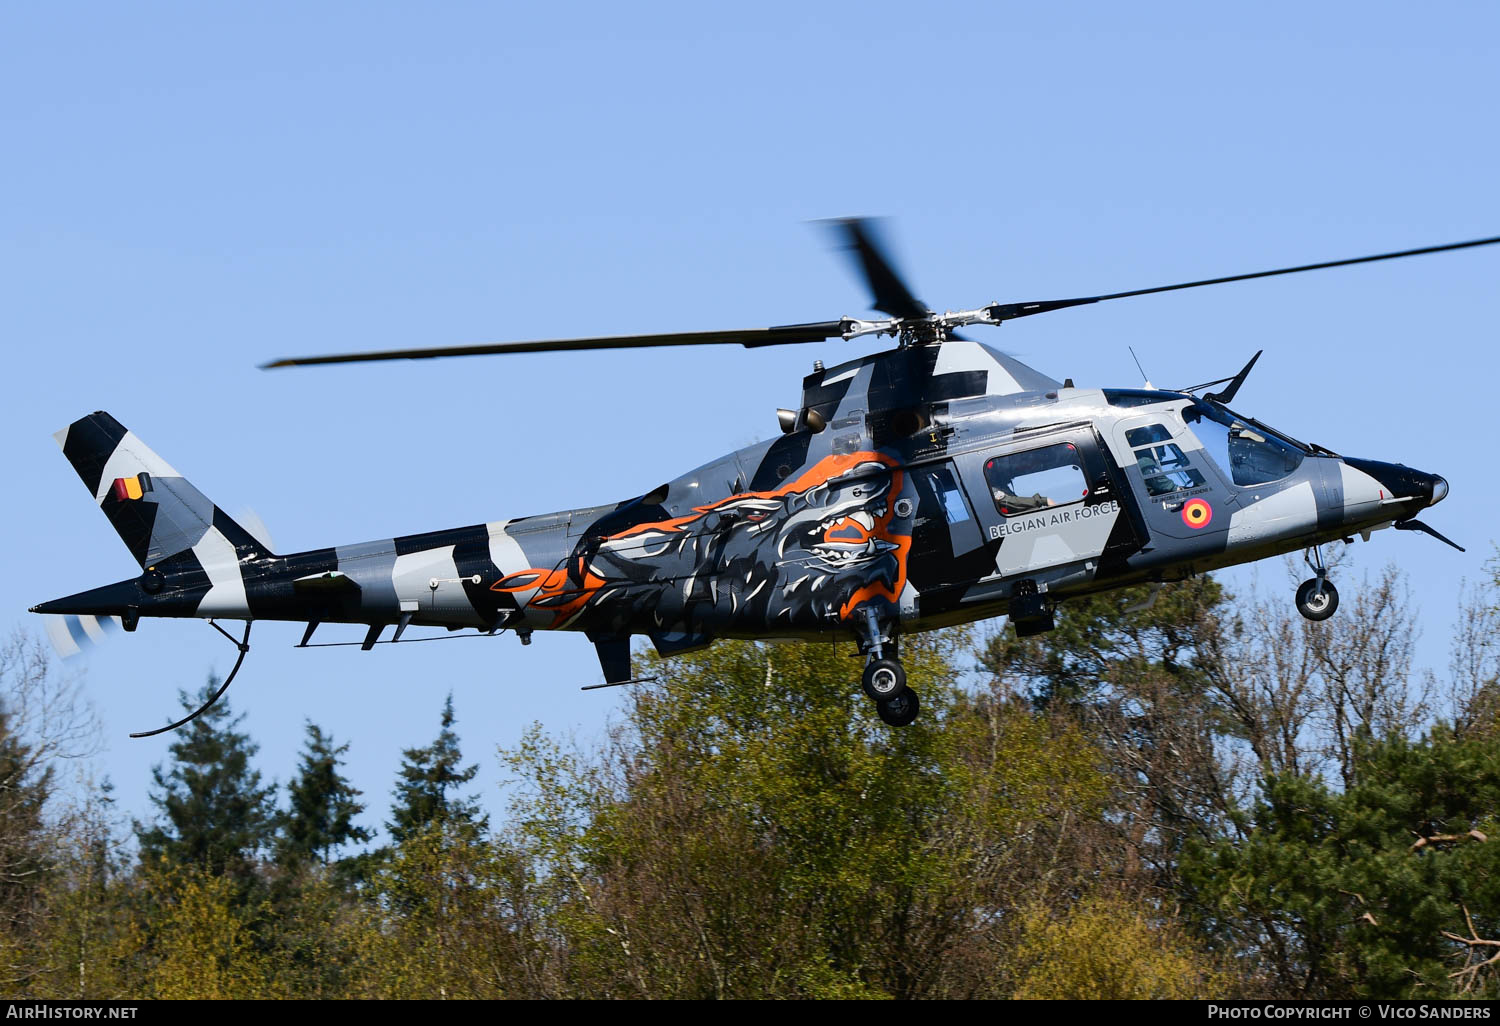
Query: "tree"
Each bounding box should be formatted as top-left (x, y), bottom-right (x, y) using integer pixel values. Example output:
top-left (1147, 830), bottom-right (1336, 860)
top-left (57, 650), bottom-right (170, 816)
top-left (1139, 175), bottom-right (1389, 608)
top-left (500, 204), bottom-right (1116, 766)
top-left (135, 679), bottom-right (276, 890)
top-left (353, 827), bottom-right (546, 999)
top-left (1010, 896), bottom-right (1224, 999)
top-left (0, 632), bottom-right (97, 993)
top-left (129, 861), bottom-right (271, 1000)
top-left (0, 691), bottom-right (54, 971)
top-left (1443, 569), bottom-right (1500, 741)
top-left (1182, 727), bottom-right (1500, 998)
top-left (277, 722), bottom-right (371, 871)
top-left (31, 776), bottom-right (131, 1000)
top-left (386, 693), bottom-right (485, 845)
top-left (500, 631), bottom-right (1131, 999)
top-left (981, 577), bottom-right (1240, 890)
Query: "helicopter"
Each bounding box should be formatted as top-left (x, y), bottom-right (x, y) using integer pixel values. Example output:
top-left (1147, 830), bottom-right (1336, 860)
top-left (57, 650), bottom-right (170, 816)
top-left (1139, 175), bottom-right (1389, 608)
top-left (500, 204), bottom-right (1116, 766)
top-left (31, 220), bottom-right (1490, 730)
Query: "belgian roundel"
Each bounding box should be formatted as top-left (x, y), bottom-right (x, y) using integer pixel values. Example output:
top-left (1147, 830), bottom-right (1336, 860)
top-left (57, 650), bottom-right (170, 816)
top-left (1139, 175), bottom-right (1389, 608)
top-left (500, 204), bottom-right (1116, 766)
top-left (1181, 498), bottom-right (1213, 529)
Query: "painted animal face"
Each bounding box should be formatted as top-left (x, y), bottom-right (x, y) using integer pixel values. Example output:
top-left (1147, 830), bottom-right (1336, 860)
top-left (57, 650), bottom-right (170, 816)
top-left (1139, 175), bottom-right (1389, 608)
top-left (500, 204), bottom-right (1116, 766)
top-left (774, 462), bottom-right (904, 573)
top-left (498, 453), bottom-right (915, 634)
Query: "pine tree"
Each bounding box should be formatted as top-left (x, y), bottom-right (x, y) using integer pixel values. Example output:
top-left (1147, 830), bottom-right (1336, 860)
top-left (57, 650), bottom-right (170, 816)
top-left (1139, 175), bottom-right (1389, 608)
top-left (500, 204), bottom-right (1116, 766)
top-left (135, 678), bottom-right (276, 888)
top-left (387, 694), bottom-right (485, 844)
top-left (1182, 727), bottom-right (1500, 999)
top-left (277, 722), bottom-right (371, 870)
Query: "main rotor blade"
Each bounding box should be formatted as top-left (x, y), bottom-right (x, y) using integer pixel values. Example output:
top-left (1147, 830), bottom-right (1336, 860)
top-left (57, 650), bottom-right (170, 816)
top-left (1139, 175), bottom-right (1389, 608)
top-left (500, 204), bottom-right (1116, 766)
top-left (261, 321), bottom-right (848, 369)
top-left (989, 234), bottom-right (1500, 322)
top-left (822, 217), bottom-right (931, 321)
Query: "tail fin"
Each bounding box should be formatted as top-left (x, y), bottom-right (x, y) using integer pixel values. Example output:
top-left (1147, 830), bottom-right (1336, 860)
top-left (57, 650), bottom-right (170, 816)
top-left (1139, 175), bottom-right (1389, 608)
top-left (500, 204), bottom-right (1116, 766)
top-left (54, 411), bottom-right (274, 567)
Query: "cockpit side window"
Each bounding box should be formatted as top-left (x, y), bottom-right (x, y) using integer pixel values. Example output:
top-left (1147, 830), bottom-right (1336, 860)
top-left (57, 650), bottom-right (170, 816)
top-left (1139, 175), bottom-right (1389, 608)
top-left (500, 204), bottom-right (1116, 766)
top-left (1125, 423), bottom-right (1206, 496)
top-left (985, 442), bottom-right (1089, 516)
top-left (1184, 403), bottom-right (1305, 487)
top-left (917, 465), bottom-right (972, 525)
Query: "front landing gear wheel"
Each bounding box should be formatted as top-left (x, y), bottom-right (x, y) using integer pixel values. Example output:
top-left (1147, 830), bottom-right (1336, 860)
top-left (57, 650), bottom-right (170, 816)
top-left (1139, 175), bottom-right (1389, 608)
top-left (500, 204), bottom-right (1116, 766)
top-left (876, 688), bottom-right (920, 727)
top-left (1296, 578), bottom-right (1340, 621)
top-left (861, 658), bottom-right (907, 701)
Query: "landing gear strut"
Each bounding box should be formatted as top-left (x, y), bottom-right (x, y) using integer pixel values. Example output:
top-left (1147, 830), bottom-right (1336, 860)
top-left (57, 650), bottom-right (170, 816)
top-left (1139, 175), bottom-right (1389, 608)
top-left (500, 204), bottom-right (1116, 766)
top-left (856, 606), bottom-right (918, 726)
top-left (1296, 545), bottom-right (1340, 622)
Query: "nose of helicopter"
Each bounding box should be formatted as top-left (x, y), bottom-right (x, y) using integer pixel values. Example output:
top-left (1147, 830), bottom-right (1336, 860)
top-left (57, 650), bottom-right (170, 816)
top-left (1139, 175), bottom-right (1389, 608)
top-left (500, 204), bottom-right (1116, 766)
top-left (1341, 457), bottom-right (1449, 514)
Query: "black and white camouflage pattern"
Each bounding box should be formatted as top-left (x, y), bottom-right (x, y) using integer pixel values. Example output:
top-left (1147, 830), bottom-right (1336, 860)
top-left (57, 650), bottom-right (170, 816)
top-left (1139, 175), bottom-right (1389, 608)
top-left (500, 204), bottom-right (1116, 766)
top-left (33, 341), bottom-right (1449, 679)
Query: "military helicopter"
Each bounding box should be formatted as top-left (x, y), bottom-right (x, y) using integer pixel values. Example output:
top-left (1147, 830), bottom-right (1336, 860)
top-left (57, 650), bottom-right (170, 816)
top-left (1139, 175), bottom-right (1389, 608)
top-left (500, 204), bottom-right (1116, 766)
top-left (32, 221), bottom-right (1491, 730)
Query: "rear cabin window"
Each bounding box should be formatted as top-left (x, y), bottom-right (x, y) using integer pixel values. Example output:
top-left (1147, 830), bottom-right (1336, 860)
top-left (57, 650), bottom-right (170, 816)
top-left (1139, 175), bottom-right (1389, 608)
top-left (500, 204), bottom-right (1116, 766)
top-left (985, 442), bottom-right (1089, 516)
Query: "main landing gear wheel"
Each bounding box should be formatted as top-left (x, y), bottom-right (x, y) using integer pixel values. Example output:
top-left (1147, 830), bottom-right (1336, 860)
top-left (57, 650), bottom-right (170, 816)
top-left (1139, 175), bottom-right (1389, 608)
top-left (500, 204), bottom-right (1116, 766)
top-left (876, 688), bottom-right (919, 727)
top-left (1296, 578), bottom-right (1339, 621)
top-left (861, 658), bottom-right (907, 701)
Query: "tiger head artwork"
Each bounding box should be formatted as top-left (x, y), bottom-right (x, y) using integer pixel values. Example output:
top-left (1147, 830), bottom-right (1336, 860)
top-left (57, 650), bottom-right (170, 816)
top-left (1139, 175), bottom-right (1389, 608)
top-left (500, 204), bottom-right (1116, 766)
top-left (492, 452), bottom-right (917, 640)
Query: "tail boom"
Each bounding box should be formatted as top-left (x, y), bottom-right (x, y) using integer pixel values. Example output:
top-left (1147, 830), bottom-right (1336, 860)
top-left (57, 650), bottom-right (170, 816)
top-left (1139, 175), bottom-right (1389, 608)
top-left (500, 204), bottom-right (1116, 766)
top-left (31, 517), bottom-right (585, 636)
top-left (37, 411), bottom-right (626, 641)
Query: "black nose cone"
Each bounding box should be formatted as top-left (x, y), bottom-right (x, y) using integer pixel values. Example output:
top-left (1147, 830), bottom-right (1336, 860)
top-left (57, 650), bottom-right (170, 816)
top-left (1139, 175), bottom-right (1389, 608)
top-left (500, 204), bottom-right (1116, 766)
top-left (1345, 458), bottom-right (1448, 508)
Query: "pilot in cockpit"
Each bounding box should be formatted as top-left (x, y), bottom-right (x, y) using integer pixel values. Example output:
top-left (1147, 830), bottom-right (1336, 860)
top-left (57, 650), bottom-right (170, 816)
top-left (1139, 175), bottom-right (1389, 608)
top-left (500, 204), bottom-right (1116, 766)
top-left (987, 450), bottom-right (1061, 516)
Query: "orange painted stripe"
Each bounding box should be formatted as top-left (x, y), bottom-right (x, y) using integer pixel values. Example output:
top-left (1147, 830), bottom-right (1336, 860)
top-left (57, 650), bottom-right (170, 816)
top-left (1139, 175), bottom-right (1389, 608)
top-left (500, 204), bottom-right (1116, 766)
top-left (124, 477), bottom-right (143, 500)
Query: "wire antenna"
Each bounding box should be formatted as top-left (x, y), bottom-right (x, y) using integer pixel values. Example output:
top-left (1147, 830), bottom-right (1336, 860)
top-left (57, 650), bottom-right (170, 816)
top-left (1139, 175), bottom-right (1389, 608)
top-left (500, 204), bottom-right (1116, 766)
top-left (1128, 346), bottom-right (1154, 389)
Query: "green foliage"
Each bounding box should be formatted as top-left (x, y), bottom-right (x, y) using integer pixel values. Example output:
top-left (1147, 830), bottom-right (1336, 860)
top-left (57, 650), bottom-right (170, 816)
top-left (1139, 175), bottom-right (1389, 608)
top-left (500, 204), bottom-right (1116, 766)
top-left (127, 860), bottom-right (272, 1000)
top-left (0, 642), bottom-right (68, 990)
top-left (0, 695), bottom-right (54, 966)
top-left (134, 679), bottom-right (276, 890)
top-left (7, 562), bottom-right (1500, 1000)
top-left (1011, 896), bottom-right (1225, 999)
top-left (277, 722), bottom-right (371, 872)
top-left (387, 693), bottom-right (486, 845)
top-left (24, 781), bottom-right (127, 999)
top-left (984, 577), bottom-right (1244, 895)
top-left (1183, 727), bottom-right (1500, 998)
top-left (501, 631), bottom-right (1114, 998)
top-left (983, 576), bottom-right (1226, 709)
top-left (352, 822), bottom-right (550, 998)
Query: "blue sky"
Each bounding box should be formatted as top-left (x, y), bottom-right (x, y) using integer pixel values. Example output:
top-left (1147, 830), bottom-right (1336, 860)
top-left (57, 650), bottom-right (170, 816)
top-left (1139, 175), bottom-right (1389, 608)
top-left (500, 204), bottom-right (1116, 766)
top-left (4, 2), bottom-right (1497, 838)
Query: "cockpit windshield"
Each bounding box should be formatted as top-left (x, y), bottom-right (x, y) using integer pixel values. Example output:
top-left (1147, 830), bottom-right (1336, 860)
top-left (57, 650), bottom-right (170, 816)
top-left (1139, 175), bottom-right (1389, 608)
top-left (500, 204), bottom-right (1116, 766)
top-left (1183, 402), bottom-right (1306, 487)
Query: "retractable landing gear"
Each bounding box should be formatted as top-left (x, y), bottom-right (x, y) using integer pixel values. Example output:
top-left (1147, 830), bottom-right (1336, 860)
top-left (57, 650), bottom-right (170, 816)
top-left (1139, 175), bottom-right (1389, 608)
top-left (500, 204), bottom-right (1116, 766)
top-left (876, 688), bottom-right (919, 727)
top-left (1296, 545), bottom-right (1340, 622)
top-left (1010, 579), bottom-right (1055, 637)
top-left (856, 606), bottom-right (919, 727)
top-left (861, 658), bottom-right (906, 701)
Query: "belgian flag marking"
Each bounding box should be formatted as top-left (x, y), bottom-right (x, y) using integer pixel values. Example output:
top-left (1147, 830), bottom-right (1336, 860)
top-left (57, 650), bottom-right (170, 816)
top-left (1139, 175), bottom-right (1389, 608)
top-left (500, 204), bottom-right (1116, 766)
top-left (111, 472), bottom-right (153, 502)
top-left (1181, 498), bottom-right (1213, 529)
